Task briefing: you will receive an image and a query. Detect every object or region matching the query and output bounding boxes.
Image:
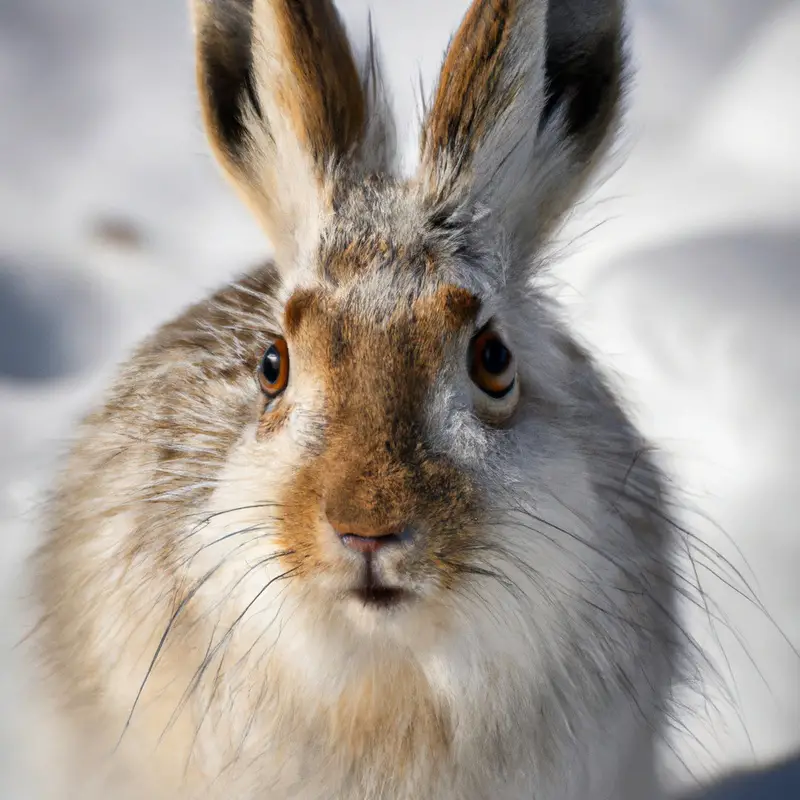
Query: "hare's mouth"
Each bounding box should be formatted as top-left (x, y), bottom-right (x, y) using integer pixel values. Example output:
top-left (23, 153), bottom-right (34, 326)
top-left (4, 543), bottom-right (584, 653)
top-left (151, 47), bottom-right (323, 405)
top-left (345, 547), bottom-right (414, 609)
top-left (350, 585), bottom-right (411, 609)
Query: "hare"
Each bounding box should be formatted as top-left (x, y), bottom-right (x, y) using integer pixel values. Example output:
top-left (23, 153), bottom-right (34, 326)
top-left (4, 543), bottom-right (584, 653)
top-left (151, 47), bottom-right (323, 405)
top-left (31, 0), bottom-right (678, 798)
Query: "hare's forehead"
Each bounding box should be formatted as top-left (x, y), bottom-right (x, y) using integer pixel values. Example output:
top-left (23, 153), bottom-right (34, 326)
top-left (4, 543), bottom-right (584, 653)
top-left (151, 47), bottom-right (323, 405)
top-left (309, 180), bottom-right (504, 297)
top-left (280, 279), bottom-right (484, 355)
top-left (274, 181), bottom-right (505, 338)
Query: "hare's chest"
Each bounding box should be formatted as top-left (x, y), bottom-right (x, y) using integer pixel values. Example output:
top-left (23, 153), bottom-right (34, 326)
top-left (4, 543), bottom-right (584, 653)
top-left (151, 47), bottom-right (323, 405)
top-left (210, 762), bottom-right (538, 800)
top-left (186, 695), bottom-right (528, 800)
top-left (194, 689), bottom-right (663, 800)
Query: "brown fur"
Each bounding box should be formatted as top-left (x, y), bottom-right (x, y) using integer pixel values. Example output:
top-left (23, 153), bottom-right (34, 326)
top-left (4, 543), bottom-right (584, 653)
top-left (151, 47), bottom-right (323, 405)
top-left (271, 0), bottom-right (365, 164)
top-left (257, 401), bottom-right (293, 437)
top-left (274, 284), bottom-right (482, 576)
top-left (423, 0), bottom-right (517, 166)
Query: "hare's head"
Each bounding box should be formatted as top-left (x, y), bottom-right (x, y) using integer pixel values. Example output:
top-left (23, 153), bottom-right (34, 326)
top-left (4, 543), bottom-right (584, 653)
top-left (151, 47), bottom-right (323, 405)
top-left (186, 0), bottom-right (657, 673)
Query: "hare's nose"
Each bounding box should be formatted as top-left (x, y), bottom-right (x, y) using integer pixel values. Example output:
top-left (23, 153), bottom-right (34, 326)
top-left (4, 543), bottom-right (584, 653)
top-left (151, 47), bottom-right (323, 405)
top-left (328, 518), bottom-right (411, 555)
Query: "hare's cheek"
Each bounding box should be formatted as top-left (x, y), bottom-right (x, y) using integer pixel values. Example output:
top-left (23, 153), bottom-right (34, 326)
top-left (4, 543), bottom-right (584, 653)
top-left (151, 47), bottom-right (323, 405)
top-left (486, 448), bottom-right (616, 600)
top-left (182, 419), bottom-right (315, 571)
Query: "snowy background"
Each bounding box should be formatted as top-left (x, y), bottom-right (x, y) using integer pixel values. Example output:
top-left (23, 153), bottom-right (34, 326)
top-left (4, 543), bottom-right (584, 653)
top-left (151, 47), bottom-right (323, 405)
top-left (0, 0), bottom-right (798, 797)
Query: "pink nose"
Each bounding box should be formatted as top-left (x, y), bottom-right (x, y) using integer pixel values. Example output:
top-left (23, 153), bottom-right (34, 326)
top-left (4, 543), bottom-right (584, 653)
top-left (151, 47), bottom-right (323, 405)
top-left (328, 518), bottom-right (409, 555)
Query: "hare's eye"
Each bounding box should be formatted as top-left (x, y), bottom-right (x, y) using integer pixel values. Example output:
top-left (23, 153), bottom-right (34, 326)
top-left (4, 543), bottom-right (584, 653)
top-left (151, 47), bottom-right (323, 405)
top-left (468, 326), bottom-right (519, 424)
top-left (258, 337), bottom-right (289, 397)
top-left (469, 329), bottom-right (515, 398)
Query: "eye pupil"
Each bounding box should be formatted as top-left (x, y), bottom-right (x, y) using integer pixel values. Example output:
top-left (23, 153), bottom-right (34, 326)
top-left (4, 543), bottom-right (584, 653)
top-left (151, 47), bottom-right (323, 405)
top-left (262, 346), bottom-right (281, 383)
top-left (481, 338), bottom-right (511, 375)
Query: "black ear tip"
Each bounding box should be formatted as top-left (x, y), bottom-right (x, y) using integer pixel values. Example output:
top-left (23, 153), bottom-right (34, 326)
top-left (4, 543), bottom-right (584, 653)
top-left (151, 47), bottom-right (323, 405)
top-left (196, 0), bottom-right (260, 164)
top-left (538, 2), bottom-right (626, 145)
top-left (540, 32), bottom-right (624, 137)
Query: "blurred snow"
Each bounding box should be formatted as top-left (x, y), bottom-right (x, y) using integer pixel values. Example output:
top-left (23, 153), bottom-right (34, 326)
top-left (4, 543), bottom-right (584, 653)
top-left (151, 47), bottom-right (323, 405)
top-left (0, 0), bottom-right (798, 797)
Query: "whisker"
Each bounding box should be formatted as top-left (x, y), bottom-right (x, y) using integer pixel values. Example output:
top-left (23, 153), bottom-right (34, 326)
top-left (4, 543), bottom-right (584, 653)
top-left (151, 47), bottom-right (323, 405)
top-left (163, 565), bottom-right (300, 740)
top-left (116, 562), bottom-right (223, 749)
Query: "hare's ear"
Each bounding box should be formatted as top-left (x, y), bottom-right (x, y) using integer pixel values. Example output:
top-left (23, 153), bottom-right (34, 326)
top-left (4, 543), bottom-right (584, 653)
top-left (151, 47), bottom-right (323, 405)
top-left (357, 14), bottom-right (397, 175)
top-left (419, 0), bottom-right (625, 258)
top-left (191, 0), bottom-right (368, 265)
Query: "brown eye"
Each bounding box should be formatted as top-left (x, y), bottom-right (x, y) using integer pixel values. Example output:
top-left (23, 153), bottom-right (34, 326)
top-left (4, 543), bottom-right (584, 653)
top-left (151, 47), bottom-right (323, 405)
top-left (258, 337), bottom-right (289, 397)
top-left (469, 328), bottom-right (515, 398)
